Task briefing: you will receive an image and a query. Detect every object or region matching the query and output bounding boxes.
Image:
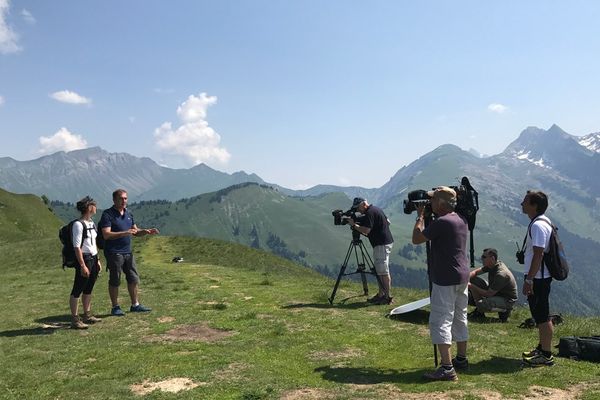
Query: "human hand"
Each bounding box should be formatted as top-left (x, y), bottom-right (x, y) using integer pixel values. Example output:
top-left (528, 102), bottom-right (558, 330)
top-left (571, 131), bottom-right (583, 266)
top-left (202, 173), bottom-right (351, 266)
top-left (80, 265), bottom-right (90, 278)
top-left (147, 228), bottom-right (159, 235)
top-left (522, 281), bottom-right (533, 296)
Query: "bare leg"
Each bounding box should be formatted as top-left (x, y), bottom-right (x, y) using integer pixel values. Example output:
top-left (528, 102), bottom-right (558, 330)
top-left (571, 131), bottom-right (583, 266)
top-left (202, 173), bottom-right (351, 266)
top-left (82, 294), bottom-right (92, 314)
top-left (69, 295), bottom-right (79, 317)
top-left (127, 282), bottom-right (139, 306)
top-left (109, 285), bottom-right (119, 307)
top-left (539, 321), bottom-right (554, 352)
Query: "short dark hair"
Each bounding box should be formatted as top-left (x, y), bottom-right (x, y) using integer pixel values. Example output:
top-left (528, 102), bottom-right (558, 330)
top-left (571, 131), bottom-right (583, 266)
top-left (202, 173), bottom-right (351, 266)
top-left (526, 190), bottom-right (548, 214)
top-left (112, 189), bottom-right (128, 201)
top-left (482, 248), bottom-right (498, 260)
top-left (76, 196), bottom-right (96, 213)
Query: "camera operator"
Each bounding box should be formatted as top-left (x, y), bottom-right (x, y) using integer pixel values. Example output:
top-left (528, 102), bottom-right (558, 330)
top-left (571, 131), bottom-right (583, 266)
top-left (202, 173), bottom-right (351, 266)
top-left (468, 248), bottom-right (517, 322)
top-left (412, 187), bottom-right (469, 381)
top-left (347, 197), bottom-right (394, 305)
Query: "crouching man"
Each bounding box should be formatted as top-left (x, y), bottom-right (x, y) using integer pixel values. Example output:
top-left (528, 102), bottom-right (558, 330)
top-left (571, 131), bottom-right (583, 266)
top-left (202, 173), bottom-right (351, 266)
top-left (468, 248), bottom-right (517, 322)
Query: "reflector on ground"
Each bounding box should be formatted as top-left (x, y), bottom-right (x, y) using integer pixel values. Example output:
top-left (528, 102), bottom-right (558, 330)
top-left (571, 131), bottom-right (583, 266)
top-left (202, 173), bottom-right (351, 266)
top-left (389, 297), bottom-right (430, 315)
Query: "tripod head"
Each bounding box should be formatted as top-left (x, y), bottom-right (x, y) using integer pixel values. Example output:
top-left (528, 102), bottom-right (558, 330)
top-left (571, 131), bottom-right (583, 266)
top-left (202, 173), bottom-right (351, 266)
top-left (351, 227), bottom-right (361, 243)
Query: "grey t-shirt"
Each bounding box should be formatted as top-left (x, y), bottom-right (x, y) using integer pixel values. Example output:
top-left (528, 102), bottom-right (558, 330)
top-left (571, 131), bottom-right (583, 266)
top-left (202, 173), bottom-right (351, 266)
top-left (422, 212), bottom-right (469, 286)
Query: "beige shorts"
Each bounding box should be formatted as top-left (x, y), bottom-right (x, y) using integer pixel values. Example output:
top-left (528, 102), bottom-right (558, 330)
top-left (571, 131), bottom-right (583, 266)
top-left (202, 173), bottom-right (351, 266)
top-left (373, 244), bottom-right (393, 275)
top-left (429, 282), bottom-right (469, 345)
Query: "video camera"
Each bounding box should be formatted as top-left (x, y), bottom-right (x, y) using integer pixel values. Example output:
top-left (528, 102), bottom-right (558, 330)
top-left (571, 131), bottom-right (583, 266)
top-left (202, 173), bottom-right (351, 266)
top-left (403, 176), bottom-right (479, 230)
top-left (332, 209), bottom-right (355, 226)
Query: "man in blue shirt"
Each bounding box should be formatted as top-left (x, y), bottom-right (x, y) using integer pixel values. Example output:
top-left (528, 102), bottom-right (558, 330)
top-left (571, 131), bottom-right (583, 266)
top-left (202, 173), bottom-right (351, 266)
top-left (99, 189), bottom-right (159, 316)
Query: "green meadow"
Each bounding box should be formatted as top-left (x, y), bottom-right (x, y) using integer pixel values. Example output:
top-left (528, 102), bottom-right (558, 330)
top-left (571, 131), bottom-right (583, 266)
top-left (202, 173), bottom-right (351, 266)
top-left (1, 189), bottom-right (600, 399)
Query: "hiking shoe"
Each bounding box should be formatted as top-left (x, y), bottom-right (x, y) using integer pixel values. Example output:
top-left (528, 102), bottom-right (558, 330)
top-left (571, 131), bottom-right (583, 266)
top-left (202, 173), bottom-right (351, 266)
top-left (498, 310), bottom-right (511, 323)
top-left (452, 356), bottom-right (469, 371)
top-left (523, 353), bottom-right (554, 367)
top-left (373, 296), bottom-right (393, 305)
top-left (468, 309), bottom-right (486, 320)
top-left (423, 366), bottom-right (458, 381)
top-left (70, 316), bottom-right (89, 330)
top-left (522, 346), bottom-right (542, 358)
top-left (130, 304), bottom-right (152, 312)
top-left (111, 305), bottom-right (125, 316)
top-left (367, 294), bottom-right (383, 303)
top-left (83, 313), bottom-right (102, 324)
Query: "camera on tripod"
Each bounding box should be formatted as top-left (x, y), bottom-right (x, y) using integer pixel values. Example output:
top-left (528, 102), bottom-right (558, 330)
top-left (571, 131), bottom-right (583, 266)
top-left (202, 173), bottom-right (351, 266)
top-left (332, 209), bottom-right (355, 226)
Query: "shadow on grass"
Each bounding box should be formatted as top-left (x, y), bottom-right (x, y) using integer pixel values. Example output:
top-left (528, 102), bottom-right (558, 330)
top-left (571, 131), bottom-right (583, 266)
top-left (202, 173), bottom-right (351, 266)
top-left (388, 309), bottom-right (430, 325)
top-left (283, 297), bottom-right (376, 311)
top-left (461, 356), bottom-right (523, 375)
top-left (0, 313), bottom-right (111, 338)
top-left (315, 357), bottom-right (522, 385)
top-left (314, 365), bottom-right (424, 384)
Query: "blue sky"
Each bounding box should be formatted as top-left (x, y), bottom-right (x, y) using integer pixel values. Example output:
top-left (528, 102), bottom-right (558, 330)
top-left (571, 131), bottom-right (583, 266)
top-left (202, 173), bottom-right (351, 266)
top-left (1, 1), bottom-right (599, 189)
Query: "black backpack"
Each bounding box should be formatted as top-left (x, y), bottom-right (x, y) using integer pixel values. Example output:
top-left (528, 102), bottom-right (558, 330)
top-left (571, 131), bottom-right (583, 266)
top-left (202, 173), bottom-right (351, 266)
top-left (520, 216), bottom-right (570, 281)
top-left (58, 220), bottom-right (95, 268)
top-left (535, 217), bottom-right (569, 281)
top-left (557, 336), bottom-right (600, 362)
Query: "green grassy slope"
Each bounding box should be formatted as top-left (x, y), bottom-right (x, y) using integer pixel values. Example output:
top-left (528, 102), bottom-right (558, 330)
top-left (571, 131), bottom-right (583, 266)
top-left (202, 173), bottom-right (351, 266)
top-left (2, 190), bottom-right (600, 399)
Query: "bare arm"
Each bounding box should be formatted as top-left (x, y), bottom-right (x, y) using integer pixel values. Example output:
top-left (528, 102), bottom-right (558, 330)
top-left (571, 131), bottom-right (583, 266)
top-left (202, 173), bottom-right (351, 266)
top-left (523, 246), bottom-right (545, 296)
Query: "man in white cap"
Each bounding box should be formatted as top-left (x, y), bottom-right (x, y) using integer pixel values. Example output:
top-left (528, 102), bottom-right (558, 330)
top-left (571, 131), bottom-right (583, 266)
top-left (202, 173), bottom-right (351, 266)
top-left (412, 186), bottom-right (469, 381)
top-left (348, 197), bottom-right (394, 305)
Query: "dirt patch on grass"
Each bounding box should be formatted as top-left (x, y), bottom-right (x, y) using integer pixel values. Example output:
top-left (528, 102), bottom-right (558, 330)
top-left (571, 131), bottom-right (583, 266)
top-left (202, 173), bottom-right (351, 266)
top-left (157, 316), bottom-right (175, 323)
top-left (130, 378), bottom-right (204, 396)
top-left (147, 323), bottom-right (235, 343)
top-left (280, 382), bottom-right (600, 400)
top-left (212, 362), bottom-right (250, 382)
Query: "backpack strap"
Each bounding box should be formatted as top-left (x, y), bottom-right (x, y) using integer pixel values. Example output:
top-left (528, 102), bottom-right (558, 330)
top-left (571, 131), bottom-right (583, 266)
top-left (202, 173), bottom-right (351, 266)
top-left (522, 215), bottom-right (551, 278)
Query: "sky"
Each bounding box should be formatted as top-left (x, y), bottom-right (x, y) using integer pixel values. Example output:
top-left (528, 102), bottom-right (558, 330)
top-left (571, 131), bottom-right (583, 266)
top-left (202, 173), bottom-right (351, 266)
top-left (1, 1), bottom-right (600, 189)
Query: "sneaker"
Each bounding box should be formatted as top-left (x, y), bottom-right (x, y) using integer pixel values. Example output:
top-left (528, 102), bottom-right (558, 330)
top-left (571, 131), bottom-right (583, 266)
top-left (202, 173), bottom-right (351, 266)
top-left (498, 310), bottom-right (511, 323)
top-left (468, 310), bottom-right (486, 320)
top-left (70, 316), bottom-right (89, 330)
top-left (373, 296), bottom-right (393, 305)
top-left (452, 356), bottom-right (469, 370)
top-left (423, 366), bottom-right (458, 381)
top-left (83, 313), bottom-right (102, 324)
top-left (130, 304), bottom-right (152, 312)
top-left (523, 353), bottom-right (554, 367)
top-left (367, 294), bottom-right (383, 303)
top-left (522, 346), bottom-right (542, 358)
top-left (111, 305), bottom-right (125, 316)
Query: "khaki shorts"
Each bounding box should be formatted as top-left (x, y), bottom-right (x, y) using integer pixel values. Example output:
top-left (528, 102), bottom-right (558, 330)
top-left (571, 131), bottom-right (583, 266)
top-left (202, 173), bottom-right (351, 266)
top-left (372, 243), bottom-right (393, 275)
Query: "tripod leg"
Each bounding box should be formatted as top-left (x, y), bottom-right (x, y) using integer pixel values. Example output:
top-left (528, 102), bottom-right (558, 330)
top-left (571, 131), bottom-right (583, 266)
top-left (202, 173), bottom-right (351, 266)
top-left (360, 242), bottom-right (384, 294)
top-left (328, 242), bottom-right (354, 304)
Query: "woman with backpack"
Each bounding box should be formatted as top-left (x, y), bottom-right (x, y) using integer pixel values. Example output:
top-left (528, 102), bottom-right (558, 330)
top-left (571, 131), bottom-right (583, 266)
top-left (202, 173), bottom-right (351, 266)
top-left (69, 196), bottom-right (102, 329)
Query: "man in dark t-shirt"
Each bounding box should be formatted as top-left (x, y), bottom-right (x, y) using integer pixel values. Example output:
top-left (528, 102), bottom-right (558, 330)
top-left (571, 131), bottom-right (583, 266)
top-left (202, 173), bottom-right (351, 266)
top-left (347, 197), bottom-right (394, 304)
top-left (99, 189), bottom-right (159, 316)
top-left (412, 186), bottom-right (469, 381)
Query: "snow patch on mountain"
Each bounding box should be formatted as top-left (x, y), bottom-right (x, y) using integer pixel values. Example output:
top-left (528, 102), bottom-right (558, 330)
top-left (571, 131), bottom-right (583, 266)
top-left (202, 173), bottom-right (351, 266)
top-left (515, 150), bottom-right (551, 169)
top-left (578, 133), bottom-right (600, 153)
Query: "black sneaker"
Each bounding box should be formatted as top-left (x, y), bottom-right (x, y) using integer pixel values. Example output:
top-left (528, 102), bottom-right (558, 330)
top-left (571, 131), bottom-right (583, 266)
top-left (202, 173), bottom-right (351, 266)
top-left (523, 353), bottom-right (554, 367)
top-left (367, 294), bottom-right (383, 303)
top-left (452, 356), bottom-right (468, 370)
top-left (522, 345), bottom-right (542, 358)
top-left (373, 296), bottom-right (393, 305)
top-left (468, 310), bottom-right (486, 320)
top-left (498, 310), bottom-right (511, 323)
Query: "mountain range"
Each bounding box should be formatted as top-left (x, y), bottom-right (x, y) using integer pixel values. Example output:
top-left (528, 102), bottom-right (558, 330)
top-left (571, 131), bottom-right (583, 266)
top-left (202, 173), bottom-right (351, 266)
top-left (3, 124), bottom-right (600, 314)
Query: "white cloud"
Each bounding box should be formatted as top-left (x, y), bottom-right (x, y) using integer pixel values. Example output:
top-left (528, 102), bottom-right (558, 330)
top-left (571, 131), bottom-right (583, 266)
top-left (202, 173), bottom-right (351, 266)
top-left (21, 8), bottom-right (35, 24)
top-left (38, 127), bottom-right (88, 155)
top-left (177, 92), bottom-right (217, 123)
top-left (0, 95), bottom-right (4, 106)
top-left (487, 103), bottom-right (508, 114)
top-left (154, 92), bottom-right (230, 166)
top-left (50, 90), bottom-right (92, 105)
top-left (0, 0), bottom-right (22, 54)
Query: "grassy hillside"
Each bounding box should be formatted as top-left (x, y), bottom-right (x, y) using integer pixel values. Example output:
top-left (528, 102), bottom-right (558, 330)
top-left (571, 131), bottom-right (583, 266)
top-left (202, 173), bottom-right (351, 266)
top-left (2, 190), bottom-right (600, 399)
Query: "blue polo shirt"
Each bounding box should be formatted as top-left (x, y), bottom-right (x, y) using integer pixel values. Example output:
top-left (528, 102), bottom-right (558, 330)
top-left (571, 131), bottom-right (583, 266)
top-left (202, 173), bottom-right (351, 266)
top-left (99, 206), bottom-right (135, 254)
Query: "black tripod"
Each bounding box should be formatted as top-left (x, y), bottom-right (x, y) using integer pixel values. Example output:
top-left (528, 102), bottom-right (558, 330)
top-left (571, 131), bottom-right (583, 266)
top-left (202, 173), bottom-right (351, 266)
top-left (328, 229), bottom-right (383, 305)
